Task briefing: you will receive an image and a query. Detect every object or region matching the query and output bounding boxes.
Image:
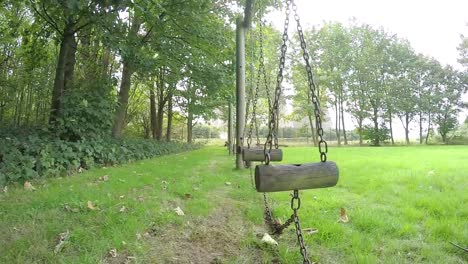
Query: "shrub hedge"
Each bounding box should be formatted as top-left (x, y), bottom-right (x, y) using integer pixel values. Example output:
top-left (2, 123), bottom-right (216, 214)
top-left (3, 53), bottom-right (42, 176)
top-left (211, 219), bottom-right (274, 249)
top-left (0, 134), bottom-right (201, 186)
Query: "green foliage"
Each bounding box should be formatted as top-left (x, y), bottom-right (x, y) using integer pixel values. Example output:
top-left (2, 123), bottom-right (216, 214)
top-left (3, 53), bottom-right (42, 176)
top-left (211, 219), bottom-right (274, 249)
top-left (361, 124), bottom-right (391, 146)
top-left (0, 132), bottom-right (200, 186)
top-left (56, 89), bottom-right (115, 141)
top-left (192, 125), bottom-right (220, 139)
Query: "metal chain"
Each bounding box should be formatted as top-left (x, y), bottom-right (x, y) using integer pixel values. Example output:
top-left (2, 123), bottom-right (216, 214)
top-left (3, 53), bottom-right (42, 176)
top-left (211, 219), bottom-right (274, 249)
top-left (247, 19), bottom-right (269, 148)
top-left (291, 190), bottom-right (310, 264)
top-left (264, 0), bottom-right (291, 164)
top-left (291, 0), bottom-right (327, 162)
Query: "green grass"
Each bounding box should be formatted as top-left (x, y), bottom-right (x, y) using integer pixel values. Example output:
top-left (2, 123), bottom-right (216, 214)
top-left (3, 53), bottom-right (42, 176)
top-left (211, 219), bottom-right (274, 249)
top-left (1, 146), bottom-right (467, 263)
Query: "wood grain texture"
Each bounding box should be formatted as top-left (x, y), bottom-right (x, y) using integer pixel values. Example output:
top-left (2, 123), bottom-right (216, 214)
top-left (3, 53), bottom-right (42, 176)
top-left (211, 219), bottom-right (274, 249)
top-left (242, 148), bottom-right (283, 162)
top-left (255, 161), bottom-right (339, 192)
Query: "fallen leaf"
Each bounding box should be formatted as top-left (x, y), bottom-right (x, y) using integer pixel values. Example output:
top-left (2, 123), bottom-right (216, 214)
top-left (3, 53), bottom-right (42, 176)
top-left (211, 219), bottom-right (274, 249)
top-left (138, 196), bottom-right (145, 202)
top-left (338, 207), bottom-right (349, 223)
top-left (63, 203), bottom-right (79, 213)
top-left (225, 182), bottom-right (232, 186)
top-left (136, 233), bottom-right (143, 240)
top-left (119, 206), bottom-right (126, 213)
top-left (174, 206), bottom-right (185, 216)
top-left (261, 233), bottom-right (278, 246)
top-left (108, 248), bottom-right (117, 258)
top-left (98, 175), bottom-right (109, 182)
top-left (24, 181), bottom-right (36, 191)
top-left (122, 241), bottom-right (127, 245)
top-left (54, 230), bottom-right (70, 254)
top-left (87, 201), bottom-right (97, 211)
top-left (304, 228), bottom-right (319, 235)
top-left (119, 195), bottom-right (125, 199)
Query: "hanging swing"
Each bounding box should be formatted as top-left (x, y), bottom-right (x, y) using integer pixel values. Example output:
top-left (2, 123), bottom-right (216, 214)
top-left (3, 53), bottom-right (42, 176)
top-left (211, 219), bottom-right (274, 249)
top-left (242, 19), bottom-right (283, 163)
top-left (253, 1), bottom-right (339, 263)
top-left (255, 0), bottom-right (339, 193)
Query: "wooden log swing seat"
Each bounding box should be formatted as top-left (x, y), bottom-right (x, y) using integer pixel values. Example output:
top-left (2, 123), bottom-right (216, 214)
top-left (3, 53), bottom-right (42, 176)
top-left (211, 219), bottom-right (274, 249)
top-left (242, 147), bottom-right (283, 162)
top-left (255, 161), bottom-right (339, 192)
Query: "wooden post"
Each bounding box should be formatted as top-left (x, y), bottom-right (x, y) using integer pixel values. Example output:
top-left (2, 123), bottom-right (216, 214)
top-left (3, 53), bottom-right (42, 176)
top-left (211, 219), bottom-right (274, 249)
top-left (255, 161), bottom-right (339, 192)
top-left (235, 0), bottom-right (255, 169)
top-left (228, 101), bottom-right (233, 155)
top-left (235, 17), bottom-right (246, 169)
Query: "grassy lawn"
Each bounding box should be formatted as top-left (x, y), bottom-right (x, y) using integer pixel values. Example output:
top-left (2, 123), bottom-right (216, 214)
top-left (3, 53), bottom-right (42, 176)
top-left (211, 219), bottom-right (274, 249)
top-left (0, 146), bottom-right (467, 263)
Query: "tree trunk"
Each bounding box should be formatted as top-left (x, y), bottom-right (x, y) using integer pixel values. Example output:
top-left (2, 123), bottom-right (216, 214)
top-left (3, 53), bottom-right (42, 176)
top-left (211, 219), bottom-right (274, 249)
top-left (340, 94), bottom-right (348, 145)
top-left (150, 86), bottom-right (157, 139)
top-left (388, 111), bottom-right (394, 145)
top-left (166, 87), bottom-right (173, 141)
top-left (49, 20), bottom-right (76, 125)
top-left (373, 106), bottom-right (379, 146)
top-left (156, 93), bottom-right (164, 141)
top-left (187, 111), bottom-right (193, 143)
top-left (0, 102), bottom-right (4, 123)
top-left (112, 60), bottom-right (133, 138)
top-left (155, 68), bottom-right (165, 140)
top-left (101, 49), bottom-right (111, 83)
top-left (419, 112), bottom-right (423, 144)
top-left (358, 117), bottom-right (363, 146)
top-left (25, 83), bottom-right (33, 124)
top-left (307, 111), bottom-right (317, 146)
top-left (405, 113), bottom-right (410, 144)
top-left (63, 36), bottom-right (77, 91)
top-left (425, 112), bottom-right (431, 144)
top-left (111, 17), bottom-right (140, 138)
top-left (335, 97), bottom-right (341, 146)
top-left (16, 82), bottom-right (25, 127)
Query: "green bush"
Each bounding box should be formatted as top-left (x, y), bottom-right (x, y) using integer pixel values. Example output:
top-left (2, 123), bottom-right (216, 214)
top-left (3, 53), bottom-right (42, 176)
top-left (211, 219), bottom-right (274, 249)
top-left (0, 133), bottom-right (201, 186)
top-left (361, 124), bottom-right (391, 146)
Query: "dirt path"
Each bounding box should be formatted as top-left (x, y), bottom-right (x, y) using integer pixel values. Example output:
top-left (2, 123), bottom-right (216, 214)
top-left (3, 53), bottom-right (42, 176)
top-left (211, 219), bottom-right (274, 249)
top-left (141, 192), bottom-right (277, 264)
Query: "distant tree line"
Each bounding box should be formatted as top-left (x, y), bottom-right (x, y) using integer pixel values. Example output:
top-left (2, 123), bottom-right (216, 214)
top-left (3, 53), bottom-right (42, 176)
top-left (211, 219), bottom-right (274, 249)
top-left (292, 22), bottom-right (468, 145)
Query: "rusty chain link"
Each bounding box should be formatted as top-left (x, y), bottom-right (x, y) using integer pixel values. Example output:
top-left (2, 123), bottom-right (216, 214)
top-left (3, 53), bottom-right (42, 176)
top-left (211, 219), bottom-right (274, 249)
top-left (291, 0), bottom-right (327, 162)
top-left (264, 0), bottom-right (291, 165)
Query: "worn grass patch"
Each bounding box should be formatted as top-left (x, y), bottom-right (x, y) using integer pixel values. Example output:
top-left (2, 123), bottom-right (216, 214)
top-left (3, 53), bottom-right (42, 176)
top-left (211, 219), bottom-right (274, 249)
top-left (0, 146), bottom-right (467, 263)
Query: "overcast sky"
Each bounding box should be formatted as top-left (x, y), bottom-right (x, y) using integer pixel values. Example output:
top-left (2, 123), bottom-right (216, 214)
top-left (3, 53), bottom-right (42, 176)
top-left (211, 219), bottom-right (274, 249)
top-left (265, 0), bottom-right (468, 140)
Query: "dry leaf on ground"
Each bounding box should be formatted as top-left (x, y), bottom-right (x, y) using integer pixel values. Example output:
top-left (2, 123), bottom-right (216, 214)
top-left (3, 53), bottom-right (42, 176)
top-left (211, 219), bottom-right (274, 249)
top-left (24, 181), bottom-right (36, 191)
top-left (338, 207), bottom-right (349, 223)
top-left (119, 206), bottom-right (127, 213)
top-left (87, 201), bottom-right (98, 211)
top-left (108, 248), bottom-right (117, 258)
top-left (174, 206), bottom-right (185, 216)
top-left (261, 233), bottom-right (278, 246)
top-left (63, 203), bottom-right (80, 213)
top-left (304, 228), bottom-right (319, 235)
top-left (54, 230), bottom-right (70, 254)
top-left (98, 175), bottom-right (109, 182)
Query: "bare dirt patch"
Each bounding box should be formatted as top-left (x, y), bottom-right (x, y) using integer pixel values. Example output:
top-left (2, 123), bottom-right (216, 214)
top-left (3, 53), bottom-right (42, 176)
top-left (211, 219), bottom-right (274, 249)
top-left (142, 196), bottom-right (273, 264)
